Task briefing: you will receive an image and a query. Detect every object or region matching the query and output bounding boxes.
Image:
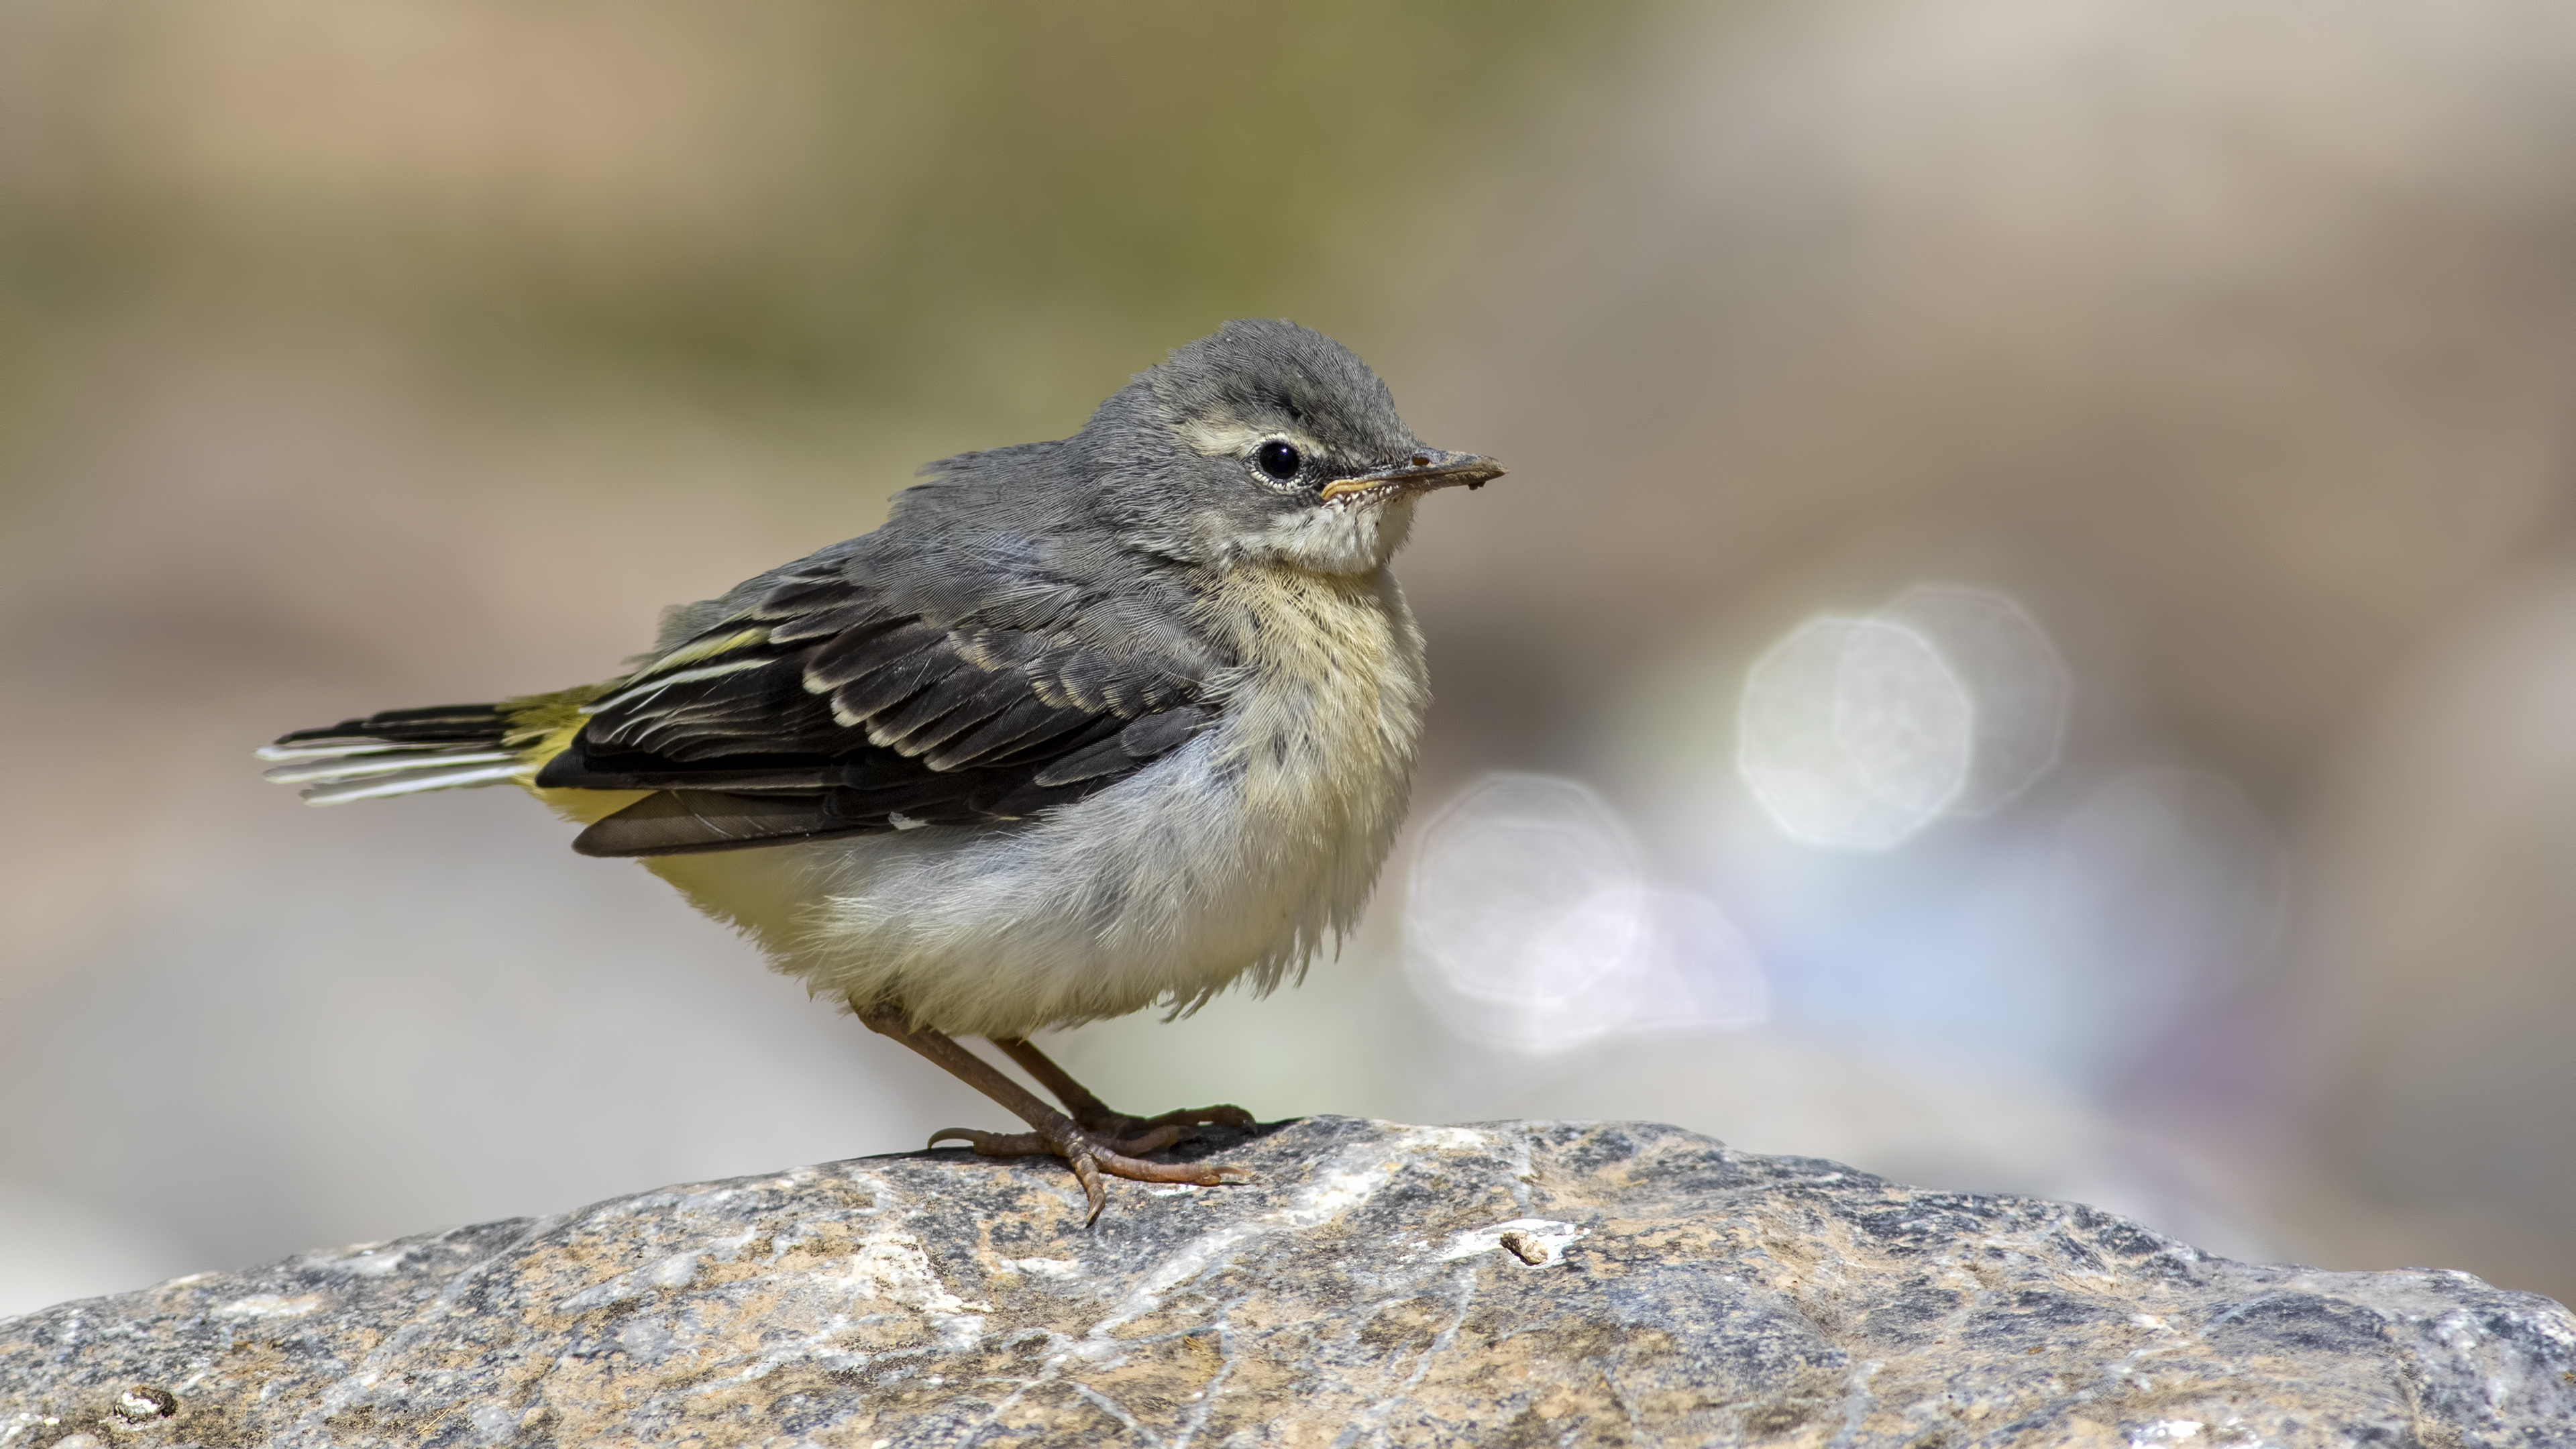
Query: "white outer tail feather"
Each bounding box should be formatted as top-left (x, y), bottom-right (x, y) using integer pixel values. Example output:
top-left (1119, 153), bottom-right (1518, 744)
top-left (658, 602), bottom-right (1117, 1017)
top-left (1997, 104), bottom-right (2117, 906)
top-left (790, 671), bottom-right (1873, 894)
top-left (260, 749), bottom-right (520, 786)
top-left (259, 747), bottom-right (531, 806)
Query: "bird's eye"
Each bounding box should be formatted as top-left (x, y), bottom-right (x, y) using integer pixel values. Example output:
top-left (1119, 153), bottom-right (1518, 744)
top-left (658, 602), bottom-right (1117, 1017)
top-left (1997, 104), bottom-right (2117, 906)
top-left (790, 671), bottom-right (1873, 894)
top-left (1254, 440), bottom-right (1303, 481)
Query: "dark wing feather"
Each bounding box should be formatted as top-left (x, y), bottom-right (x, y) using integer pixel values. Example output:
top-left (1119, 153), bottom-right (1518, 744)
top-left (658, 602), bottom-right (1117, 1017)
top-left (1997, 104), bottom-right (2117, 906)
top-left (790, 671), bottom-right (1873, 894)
top-left (570, 791), bottom-right (846, 857)
top-left (545, 568), bottom-right (1220, 859)
top-left (932, 692), bottom-right (1095, 770)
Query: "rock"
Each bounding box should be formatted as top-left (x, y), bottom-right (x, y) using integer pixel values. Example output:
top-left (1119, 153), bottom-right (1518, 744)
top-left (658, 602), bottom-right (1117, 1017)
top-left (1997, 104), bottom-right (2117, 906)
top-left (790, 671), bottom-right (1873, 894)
top-left (3, 1118), bottom-right (2571, 1446)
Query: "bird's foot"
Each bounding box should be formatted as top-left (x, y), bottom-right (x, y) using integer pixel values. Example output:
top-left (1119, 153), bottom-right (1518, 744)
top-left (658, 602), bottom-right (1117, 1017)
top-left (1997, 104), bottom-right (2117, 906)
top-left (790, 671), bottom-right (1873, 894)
top-left (1075, 1102), bottom-right (1257, 1140)
top-left (928, 1122), bottom-right (1254, 1223)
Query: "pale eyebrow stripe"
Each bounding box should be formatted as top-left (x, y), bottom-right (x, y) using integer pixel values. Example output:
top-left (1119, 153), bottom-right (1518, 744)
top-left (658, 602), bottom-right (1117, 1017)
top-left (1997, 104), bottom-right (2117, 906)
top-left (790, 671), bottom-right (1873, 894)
top-left (1174, 417), bottom-right (1326, 460)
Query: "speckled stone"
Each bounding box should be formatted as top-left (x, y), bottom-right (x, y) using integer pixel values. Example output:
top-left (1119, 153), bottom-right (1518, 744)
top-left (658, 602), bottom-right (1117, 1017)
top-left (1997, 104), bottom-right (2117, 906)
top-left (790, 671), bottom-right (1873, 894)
top-left (3, 1118), bottom-right (2572, 1446)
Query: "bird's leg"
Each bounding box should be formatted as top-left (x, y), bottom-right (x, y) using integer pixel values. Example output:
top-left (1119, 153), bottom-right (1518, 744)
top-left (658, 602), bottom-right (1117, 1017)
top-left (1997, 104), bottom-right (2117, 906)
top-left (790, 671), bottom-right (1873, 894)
top-left (858, 1005), bottom-right (1246, 1223)
top-left (988, 1036), bottom-right (1256, 1139)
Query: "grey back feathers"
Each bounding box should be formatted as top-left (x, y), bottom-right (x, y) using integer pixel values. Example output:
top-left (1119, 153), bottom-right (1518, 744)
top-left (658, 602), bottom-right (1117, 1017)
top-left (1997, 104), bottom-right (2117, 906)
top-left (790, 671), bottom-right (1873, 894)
top-left (265, 320), bottom-right (1434, 857)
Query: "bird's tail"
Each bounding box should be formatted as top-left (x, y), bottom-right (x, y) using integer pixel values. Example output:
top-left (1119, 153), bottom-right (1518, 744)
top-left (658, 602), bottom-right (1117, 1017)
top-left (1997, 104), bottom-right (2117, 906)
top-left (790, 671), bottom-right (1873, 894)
top-left (258, 703), bottom-right (539, 805)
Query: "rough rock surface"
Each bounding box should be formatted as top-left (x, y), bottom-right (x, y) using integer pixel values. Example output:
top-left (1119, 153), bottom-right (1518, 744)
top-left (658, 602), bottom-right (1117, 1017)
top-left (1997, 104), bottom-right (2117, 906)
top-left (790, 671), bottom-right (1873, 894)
top-left (3, 1118), bottom-right (2572, 1447)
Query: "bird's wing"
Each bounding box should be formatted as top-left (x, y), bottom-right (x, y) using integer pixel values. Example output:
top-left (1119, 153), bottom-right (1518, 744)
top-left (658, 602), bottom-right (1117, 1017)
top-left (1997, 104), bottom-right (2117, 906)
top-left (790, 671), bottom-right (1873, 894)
top-left (538, 559), bottom-right (1220, 857)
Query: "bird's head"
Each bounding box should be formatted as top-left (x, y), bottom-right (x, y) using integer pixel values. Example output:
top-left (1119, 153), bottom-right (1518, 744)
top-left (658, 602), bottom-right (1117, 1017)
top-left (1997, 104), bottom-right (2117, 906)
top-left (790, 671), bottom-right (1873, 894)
top-left (1077, 319), bottom-right (1502, 576)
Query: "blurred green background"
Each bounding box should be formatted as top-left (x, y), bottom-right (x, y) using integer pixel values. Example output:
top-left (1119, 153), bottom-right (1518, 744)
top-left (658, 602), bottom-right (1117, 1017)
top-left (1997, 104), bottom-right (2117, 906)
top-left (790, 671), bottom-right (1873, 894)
top-left (9, 0), bottom-right (2576, 1320)
top-left (0, 1), bottom-right (1630, 462)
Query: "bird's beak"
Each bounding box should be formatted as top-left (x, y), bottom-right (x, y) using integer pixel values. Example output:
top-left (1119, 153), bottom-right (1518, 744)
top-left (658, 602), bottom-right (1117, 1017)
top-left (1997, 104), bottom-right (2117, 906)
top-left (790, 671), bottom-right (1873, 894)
top-left (1318, 448), bottom-right (1506, 504)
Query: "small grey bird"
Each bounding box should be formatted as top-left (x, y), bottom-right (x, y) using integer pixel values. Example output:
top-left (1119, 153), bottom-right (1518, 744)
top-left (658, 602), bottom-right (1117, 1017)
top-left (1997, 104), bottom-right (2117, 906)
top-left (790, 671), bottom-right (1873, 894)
top-left (260, 319), bottom-right (1501, 1219)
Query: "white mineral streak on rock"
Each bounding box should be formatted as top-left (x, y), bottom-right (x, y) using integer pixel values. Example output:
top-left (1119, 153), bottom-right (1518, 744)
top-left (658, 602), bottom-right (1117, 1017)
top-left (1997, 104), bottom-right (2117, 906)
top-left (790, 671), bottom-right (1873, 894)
top-left (558, 1268), bottom-right (645, 1312)
top-left (1440, 1218), bottom-right (1587, 1267)
top-left (212, 1293), bottom-right (320, 1317)
top-left (615, 1315), bottom-right (678, 1362)
top-left (928, 1314), bottom-right (985, 1352)
top-left (819, 1229), bottom-right (986, 1316)
top-left (325, 1250), bottom-right (409, 1278)
top-left (1087, 1122), bottom-right (1493, 1340)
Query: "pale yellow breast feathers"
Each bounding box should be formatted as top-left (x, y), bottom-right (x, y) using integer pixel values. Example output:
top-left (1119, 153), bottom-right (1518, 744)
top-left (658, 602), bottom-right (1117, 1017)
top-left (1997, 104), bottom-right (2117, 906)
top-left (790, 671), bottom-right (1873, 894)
top-left (1203, 563), bottom-right (1430, 926)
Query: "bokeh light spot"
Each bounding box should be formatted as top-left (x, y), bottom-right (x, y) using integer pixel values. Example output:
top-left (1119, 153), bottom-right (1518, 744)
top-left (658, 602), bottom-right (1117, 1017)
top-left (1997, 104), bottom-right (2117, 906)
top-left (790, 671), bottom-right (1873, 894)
top-left (1405, 774), bottom-right (1768, 1054)
top-left (1883, 585), bottom-right (2069, 816)
top-left (1738, 617), bottom-right (1973, 849)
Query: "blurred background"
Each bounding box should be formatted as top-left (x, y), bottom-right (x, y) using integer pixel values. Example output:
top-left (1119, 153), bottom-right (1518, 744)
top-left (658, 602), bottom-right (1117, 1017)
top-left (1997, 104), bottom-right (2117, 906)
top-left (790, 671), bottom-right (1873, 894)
top-left (6, 0), bottom-right (2576, 1316)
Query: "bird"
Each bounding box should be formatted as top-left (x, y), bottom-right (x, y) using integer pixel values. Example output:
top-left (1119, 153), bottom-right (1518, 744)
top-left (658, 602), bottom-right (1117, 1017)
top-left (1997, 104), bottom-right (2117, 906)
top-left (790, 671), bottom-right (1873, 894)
top-left (258, 319), bottom-right (1501, 1220)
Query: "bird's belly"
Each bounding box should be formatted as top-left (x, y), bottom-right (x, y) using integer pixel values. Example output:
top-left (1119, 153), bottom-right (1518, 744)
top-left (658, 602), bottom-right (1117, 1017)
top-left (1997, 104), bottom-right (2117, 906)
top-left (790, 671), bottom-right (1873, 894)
top-left (650, 719), bottom-right (1414, 1038)
top-left (641, 739), bottom-right (1393, 1037)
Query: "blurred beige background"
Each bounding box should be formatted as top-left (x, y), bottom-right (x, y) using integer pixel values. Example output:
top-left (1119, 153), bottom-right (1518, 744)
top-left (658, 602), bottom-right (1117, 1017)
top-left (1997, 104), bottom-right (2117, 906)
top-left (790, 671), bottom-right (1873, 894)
top-left (7, 0), bottom-right (2576, 1316)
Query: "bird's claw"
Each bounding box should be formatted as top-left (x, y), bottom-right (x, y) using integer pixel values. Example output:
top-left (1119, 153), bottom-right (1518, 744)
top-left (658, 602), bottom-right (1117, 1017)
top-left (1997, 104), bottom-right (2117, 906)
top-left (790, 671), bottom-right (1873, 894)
top-left (1075, 1102), bottom-right (1257, 1138)
top-left (927, 1122), bottom-right (1248, 1223)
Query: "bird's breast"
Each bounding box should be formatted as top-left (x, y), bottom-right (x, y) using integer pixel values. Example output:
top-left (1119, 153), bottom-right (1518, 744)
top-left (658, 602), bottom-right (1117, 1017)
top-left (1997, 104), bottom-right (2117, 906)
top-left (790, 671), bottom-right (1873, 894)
top-left (1201, 565), bottom-right (1430, 899)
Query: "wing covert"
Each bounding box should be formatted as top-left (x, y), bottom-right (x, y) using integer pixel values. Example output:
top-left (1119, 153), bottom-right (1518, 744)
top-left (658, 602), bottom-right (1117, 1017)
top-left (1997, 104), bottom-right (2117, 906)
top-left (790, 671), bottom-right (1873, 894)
top-left (538, 565), bottom-right (1220, 857)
